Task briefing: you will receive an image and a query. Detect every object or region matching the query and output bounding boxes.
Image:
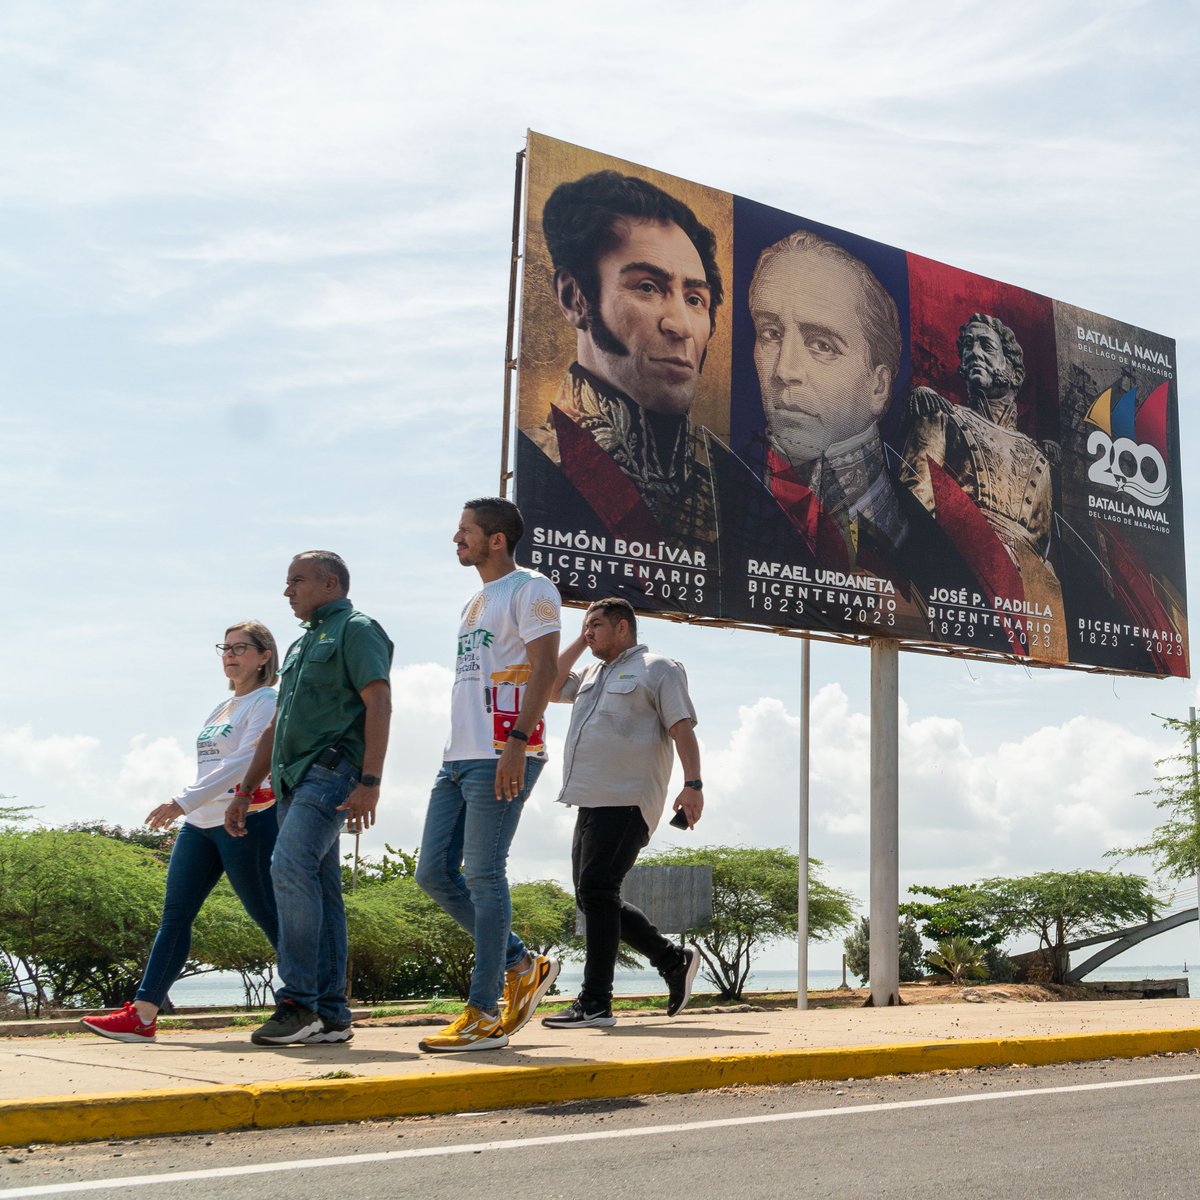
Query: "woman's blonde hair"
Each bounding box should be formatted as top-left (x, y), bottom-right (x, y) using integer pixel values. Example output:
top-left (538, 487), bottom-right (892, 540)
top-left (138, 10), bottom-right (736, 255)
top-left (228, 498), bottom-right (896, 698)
top-left (225, 620), bottom-right (279, 691)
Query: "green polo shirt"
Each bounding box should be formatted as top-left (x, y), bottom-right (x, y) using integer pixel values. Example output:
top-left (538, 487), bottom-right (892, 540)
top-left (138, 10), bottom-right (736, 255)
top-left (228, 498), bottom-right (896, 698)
top-left (272, 598), bottom-right (394, 796)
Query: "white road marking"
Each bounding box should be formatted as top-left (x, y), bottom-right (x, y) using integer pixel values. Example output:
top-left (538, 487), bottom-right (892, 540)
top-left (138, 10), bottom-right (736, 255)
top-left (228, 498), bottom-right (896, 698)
top-left (4, 1071), bottom-right (1199, 1197)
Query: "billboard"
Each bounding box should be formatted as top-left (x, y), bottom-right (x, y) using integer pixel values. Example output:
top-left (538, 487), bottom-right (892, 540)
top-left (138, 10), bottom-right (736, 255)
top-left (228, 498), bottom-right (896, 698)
top-left (512, 132), bottom-right (1188, 678)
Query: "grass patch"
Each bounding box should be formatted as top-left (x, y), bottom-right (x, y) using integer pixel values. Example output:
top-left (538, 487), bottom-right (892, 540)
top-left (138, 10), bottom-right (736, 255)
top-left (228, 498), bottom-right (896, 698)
top-left (313, 1070), bottom-right (359, 1080)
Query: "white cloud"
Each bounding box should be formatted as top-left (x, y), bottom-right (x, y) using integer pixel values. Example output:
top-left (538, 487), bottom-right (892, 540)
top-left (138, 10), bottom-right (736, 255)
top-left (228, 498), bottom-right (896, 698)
top-left (0, 725), bottom-right (101, 792)
top-left (113, 735), bottom-right (194, 816)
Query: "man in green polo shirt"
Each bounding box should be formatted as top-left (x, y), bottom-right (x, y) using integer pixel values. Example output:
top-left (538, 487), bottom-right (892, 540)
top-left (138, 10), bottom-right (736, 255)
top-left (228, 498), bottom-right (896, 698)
top-left (227, 551), bottom-right (393, 1045)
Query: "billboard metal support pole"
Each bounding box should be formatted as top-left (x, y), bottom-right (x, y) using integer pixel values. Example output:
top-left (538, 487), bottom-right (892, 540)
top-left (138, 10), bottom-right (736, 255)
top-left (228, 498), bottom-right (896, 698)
top-left (1191, 705), bottom-right (1199, 977)
top-left (797, 638), bottom-right (810, 1011)
top-left (868, 638), bottom-right (900, 1006)
top-left (498, 148), bottom-right (526, 498)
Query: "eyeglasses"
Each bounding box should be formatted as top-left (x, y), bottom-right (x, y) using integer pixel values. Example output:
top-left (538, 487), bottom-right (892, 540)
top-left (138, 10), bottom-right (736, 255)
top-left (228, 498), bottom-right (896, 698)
top-left (215, 643), bottom-right (259, 657)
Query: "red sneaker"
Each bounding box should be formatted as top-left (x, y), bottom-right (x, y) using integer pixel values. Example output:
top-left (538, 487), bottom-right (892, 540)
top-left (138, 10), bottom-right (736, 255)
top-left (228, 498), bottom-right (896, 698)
top-left (81, 1002), bottom-right (157, 1043)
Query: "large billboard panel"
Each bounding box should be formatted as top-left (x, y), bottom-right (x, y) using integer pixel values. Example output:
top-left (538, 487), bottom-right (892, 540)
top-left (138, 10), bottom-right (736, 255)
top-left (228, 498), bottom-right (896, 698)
top-left (513, 133), bottom-right (1187, 677)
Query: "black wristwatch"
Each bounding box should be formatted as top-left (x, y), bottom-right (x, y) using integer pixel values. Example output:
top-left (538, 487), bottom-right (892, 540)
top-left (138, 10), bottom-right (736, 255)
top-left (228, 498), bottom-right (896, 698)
top-left (684, 779), bottom-right (703, 790)
top-left (506, 728), bottom-right (530, 742)
top-left (359, 774), bottom-right (382, 788)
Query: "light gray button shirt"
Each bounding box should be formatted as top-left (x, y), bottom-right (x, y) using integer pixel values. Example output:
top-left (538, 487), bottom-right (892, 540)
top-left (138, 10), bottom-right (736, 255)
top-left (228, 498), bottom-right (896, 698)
top-left (556, 643), bottom-right (697, 833)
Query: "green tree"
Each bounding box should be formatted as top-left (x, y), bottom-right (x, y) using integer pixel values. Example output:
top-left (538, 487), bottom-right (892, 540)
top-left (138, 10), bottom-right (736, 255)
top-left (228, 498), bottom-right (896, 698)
top-left (342, 843), bottom-right (418, 890)
top-left (60, 820), bottom-right (178, 866)
top-left (987, 870), bottom-right (1157, 983)
top-left (0, 829), bottom-right (165, 1013)
top-left (1108, 713), bottom-right (1200, 883)
top-left (190, 882), bottom-right (276, 1007)
top-left (906, 871), bottom-right (1157, 985)
top-left (345, 880), bottom-right (442, 1002)
top-left (901, 883), bottom-right (1007, 949)
top-left (640, 846), bottom-right (855, 1001)
top-left (925, 936), bottom-right (987, 985)
top-left (843, 915), bottom-right (925, 984)
top-left (510, 879), bottom-right (580, 961)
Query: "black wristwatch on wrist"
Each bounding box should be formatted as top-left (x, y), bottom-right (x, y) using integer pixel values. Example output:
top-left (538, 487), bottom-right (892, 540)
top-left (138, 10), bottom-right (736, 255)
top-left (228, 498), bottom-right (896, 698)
top-left (506, 728), bottom-right (530, 742)
top-left (684, 779), bottom-right (703, 790)
top-left (359, 774), bottom-right (382, 788)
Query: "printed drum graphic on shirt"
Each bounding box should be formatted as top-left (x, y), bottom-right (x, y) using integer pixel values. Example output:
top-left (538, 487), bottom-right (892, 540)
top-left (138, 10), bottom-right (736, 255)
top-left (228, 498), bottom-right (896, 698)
top-left (488, 662), bottom-right (546, 753)
top-left (532, 598), bottom-right (558, 625)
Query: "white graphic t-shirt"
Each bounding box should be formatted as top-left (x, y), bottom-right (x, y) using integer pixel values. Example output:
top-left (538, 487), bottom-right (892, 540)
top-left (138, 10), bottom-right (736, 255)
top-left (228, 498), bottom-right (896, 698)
top-left (173, 687), bottom-right (277, 829)
top-left (444, 567), bottom-right (561, 761)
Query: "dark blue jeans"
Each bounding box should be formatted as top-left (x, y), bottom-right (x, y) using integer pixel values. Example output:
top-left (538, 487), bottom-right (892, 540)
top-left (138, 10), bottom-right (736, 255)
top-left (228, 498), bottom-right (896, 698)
top-left (271, 758), bottom-right (356, 1024)
top-left (136, 810), bottom-right (279, 1008)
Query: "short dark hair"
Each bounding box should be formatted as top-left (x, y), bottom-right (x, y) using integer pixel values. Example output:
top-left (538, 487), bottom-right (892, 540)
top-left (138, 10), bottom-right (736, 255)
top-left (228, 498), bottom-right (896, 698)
top-left (543, 170), bottom-right (724, 333)
top-left (587, 596), bottom-right (637, 640)
top-left (295, 551), bottom-right (350, 593)
top-left (464, 497), bottom-right (524, 554)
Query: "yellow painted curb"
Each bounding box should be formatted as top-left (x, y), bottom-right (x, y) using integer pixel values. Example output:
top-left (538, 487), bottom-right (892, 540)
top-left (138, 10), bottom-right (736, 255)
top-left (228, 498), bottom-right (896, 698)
top-left (5, 1026), bottom-right (1200, 1148)
top-left (0, 1084), bottom-right (254, 1150)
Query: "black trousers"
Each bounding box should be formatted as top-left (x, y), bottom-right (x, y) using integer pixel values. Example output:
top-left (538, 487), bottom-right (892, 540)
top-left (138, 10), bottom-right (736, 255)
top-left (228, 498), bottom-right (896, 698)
top-left (572, 805), bottom-right (683, 1009)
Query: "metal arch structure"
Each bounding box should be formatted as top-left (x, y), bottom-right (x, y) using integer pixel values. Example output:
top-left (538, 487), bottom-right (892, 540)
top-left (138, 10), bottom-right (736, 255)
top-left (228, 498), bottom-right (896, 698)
top-left (1063, 907), bottom-right (1198, 983)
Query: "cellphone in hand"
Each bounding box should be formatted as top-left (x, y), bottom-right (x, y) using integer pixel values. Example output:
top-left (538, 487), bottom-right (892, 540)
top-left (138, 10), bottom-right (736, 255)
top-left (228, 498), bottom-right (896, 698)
top-left (669, 808), bottom-right (690, 830)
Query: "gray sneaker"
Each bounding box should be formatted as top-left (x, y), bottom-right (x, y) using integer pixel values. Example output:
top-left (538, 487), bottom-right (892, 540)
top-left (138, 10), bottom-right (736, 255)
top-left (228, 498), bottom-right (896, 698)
top-left (302, 1016), bottom-right (353, 1044)
top-left (250, 1001), bottom-right (323, 1045)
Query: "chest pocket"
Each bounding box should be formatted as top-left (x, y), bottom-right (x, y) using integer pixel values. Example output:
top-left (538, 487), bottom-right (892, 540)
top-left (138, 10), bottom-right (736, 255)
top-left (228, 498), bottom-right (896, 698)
top-left (279, 651), bottom-right (300, 676)
top-left (299, 639), bottom-right (340, 688)
top-left (597, 678), bottom-right (638, 710)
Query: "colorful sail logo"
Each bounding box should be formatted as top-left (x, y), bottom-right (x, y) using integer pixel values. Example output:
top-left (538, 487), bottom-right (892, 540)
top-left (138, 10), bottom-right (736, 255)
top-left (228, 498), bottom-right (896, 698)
top-left (1084, 382), bottom-right (1170, 508)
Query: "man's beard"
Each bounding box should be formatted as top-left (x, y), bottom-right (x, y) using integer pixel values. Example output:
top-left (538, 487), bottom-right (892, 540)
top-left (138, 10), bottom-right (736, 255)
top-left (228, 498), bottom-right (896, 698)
top-left (583, 295), bottom-right (630, 358)
top-left (962, 359), bottom-right (1018, 403)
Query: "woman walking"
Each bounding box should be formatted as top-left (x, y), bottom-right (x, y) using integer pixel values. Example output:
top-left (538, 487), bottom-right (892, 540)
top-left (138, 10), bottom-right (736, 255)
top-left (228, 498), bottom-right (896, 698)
top-left (82, 621), bottom-right (280, 1042)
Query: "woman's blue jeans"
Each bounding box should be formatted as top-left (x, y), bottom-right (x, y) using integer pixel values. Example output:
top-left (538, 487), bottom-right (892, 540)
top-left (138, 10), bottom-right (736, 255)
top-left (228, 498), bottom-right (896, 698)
top-left (415, 757), bottom-right (543, 1013)
top-left (136, 809), bottom-right (279, 1008)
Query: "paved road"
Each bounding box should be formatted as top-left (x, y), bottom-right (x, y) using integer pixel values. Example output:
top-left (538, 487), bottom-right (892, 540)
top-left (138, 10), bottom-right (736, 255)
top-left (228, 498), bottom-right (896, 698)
top-left (3, 1054), bottom-right (1199, 1198)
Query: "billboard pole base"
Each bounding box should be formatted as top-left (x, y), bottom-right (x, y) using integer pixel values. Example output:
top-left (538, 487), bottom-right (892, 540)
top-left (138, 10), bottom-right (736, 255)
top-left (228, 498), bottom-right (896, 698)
top-left (869, 638), bottom-right (901, 1007)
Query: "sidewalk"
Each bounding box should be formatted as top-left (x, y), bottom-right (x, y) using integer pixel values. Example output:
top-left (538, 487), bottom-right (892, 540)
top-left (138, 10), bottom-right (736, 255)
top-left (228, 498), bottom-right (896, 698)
top-left (3, 998), bottom-right (1199, 1148)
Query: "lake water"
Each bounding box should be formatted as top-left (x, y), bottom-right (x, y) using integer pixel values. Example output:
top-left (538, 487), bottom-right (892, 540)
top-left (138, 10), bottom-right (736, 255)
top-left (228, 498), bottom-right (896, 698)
top-left (168, 962), bottom-right (1194, 1008)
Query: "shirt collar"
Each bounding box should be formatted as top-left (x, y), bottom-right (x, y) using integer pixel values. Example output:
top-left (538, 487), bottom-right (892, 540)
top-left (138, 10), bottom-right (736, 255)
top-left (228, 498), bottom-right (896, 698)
top-left (604, 643), bottom-right (645, 670)
top-left (303, 598), bottom-right (352, 630)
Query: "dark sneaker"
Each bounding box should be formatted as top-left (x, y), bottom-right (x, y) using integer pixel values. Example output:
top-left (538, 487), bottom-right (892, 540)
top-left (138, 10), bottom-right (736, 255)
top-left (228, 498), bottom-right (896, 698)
top-left (250, 1000), bottom-right (323, 1045)
top-left (541, 1000), bottom-right (616, 1029)
top-left (302, 1016), bottom-right (353, 1044)
top-left (664, 945), bottom-right (701, 1016)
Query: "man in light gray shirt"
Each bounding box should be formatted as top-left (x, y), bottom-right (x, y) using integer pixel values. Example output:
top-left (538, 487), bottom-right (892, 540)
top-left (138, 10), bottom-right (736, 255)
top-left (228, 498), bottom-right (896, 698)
top-left (543, 597), bottom-right (704, 1028)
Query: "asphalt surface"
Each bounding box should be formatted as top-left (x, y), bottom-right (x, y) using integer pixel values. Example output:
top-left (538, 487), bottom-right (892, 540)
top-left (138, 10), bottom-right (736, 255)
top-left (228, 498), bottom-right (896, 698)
top-left (3, 1054), bottom-right (1199, 1198)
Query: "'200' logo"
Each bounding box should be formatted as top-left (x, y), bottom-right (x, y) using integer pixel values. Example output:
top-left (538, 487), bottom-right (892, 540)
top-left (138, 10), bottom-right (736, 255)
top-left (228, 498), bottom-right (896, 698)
top-left (1084, 381), bottom-right (1170, 508)
top-left (1086, 430), bottom-right (1168, 507)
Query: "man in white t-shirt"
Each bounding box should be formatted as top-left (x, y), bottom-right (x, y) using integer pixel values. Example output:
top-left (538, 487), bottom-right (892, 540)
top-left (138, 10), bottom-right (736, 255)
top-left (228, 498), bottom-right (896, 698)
top-left (416, 497), bottom-right (562, 1052)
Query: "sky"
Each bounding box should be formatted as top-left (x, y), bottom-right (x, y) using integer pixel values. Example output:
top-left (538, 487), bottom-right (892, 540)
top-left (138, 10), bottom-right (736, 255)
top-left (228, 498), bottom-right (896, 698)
top-left (3, 0), bottom-right (1199, 974)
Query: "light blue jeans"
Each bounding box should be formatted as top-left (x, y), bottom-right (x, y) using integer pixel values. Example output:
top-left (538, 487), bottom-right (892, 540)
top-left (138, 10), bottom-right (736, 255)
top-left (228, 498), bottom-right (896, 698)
top-left (415, 757), bottom-right (544, 1013)
top-left (271, 758), bottom-right (356, 1024)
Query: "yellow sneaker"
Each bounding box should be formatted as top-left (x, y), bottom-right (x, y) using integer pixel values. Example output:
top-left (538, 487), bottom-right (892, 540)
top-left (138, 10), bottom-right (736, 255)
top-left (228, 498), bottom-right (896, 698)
top-left (500, 954), bottom-right (561, 1036)
top-left (419, 1005), bottom-right (509, 1053)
